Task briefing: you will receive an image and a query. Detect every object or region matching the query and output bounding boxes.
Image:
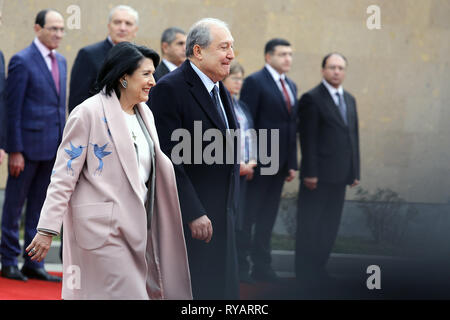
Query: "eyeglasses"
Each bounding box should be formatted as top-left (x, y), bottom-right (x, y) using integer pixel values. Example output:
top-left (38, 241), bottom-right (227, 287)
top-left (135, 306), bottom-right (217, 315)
top-left (325, 65), bottom-right (345, 71)
top-left (44, 27), bottom-right (65, 34)
top-left (229, 76), bottom-right (243, 82)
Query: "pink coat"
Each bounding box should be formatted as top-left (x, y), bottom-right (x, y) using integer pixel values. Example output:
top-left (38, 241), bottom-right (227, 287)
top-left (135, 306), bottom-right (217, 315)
top-left (37, 91), bottom-right (192, 300)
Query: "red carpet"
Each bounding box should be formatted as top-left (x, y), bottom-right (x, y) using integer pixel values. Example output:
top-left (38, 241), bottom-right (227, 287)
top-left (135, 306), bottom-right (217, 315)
top-left (0, 272), bottom-right (293, 300)
top-left (0, 272), bottom-right (62, 300)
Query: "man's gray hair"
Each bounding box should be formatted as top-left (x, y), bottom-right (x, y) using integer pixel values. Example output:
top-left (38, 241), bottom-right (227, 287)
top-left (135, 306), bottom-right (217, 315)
top-left (161, 27), bottom-right (186, 45)
top-left (108, 5), bottom-right (139, 25)
top-left (186, 18), bottom-right (230, 58)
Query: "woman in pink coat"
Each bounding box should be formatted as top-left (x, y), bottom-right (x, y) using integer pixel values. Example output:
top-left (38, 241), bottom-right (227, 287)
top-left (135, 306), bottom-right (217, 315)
top-left (26, 42), bottom-right (192, 300)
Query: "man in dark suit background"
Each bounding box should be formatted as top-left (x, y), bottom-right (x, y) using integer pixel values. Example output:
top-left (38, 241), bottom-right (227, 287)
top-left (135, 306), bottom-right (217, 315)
top-left (238, 38), bottom-right (298, 282)
top-left (0, 9), bottom-right (66, 282)
top-left (153, 27), bottom-right (186, 82)
top-left (0, 49), bottom-right (6, 165)
top-left (296, 53), bottom-right (360, 285)
top-left (68, 5), bottom-right (138, 113)
top-left (149, 18), bottom-right (240, 299)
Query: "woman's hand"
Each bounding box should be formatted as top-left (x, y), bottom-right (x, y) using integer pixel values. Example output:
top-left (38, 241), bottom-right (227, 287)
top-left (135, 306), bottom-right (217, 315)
top-left (26, 233), bottom-right (53, 262)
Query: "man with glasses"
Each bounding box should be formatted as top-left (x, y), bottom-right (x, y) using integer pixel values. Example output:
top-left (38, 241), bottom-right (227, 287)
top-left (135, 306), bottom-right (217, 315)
top-left (296, 53), bottom-right (360, 288)
top-left (0, 9), bottom-right (66, 282)
top-left (239, 38), bottom-right (298, 282)
top-left (68, 5), bottom-right (138, 113)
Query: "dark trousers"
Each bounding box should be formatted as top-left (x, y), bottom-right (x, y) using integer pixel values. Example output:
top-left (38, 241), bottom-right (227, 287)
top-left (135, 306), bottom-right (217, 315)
top-left (237, 166), bottom-right (287, 273)
top-left (295, 181), bottom-right (347, 277)
top-left (0, 157), bottom-right (54, 269)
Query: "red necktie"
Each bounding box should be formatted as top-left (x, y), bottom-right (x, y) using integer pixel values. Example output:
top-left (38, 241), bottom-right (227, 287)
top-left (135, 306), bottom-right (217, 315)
top-left (49, 52), bottom-right (60, 94)
top-left (280, 78), bottom-right (291, 113)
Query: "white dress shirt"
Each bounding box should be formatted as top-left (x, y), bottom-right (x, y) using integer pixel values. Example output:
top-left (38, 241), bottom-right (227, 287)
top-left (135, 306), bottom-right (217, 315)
top-left (162, 59), bottom-right (178, 72)
top-left (190, 61), bottom-right (229, 128)
top-left (322, 78), bottom-right (344, 106)
top-left (33, 37), bottom-right (56, 71)
top-left (264, 63), bottom-right (295, 106)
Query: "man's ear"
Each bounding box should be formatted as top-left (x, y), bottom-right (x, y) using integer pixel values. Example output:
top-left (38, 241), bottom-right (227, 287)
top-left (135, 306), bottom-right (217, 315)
top-left (161, 42), bottom-right (169, 55)
top-left (34, 24), bottom-right (42, 34)
top-left (193, 44), bottom-right (203, 60)
top-left (264, 52), bottom-right (271, 64)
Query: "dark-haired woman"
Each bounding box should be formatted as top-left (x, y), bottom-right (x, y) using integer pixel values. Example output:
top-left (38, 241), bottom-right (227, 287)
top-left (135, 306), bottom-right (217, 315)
top-left (27, 42), bottom-right (192, 300)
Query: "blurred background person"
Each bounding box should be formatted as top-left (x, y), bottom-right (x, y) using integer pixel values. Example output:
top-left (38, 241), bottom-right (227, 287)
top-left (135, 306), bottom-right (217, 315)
top-left (239, 38), bottom-right (298, 282)
top-left (27, 42), bottom-right (191, 300)
top-left (296, 53), bottom-right (360, 287)
top-left (222, 61), bottom-right (257, 283)
top-left (68, 5), bottom-right (139, 113)
top-left (153, 27), bottom-right (186, 82)
top-left (0, 9), bottom-right (66, 282)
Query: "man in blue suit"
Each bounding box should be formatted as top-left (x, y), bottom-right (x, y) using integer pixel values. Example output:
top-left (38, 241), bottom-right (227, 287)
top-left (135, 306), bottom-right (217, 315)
top-left (68, 5), bottom-right (138, 113)
top-left (0, 50), bottom-right (6, 165)
top-left (0, 9), bottom-right (66, 282)
top-left (239, 38), bottom-right (298, 282)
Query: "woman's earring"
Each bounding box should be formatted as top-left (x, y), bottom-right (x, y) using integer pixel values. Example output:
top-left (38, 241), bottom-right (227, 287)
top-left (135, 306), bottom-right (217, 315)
top-left (121, 80), bottom-right (128, 89)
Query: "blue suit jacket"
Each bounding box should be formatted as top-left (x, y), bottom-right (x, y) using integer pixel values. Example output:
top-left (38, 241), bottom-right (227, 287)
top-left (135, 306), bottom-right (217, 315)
top-left (6, 42), bottom-right (66, 161)
top-left (240, 67), bottom-right (298, 171)
top-left (0, 50), bottom-right (6, 149)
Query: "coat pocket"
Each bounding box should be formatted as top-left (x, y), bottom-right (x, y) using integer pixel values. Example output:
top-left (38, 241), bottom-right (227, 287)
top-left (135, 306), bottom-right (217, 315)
top-left (72, 202), bottom-right (114, 250)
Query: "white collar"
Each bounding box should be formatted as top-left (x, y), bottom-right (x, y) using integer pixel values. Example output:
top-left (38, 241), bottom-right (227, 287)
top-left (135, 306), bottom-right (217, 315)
top-left (189, 60), bottom-right (219, 94)
top-left (322, 78), bottom-right (344, 96)
top-left (33, 37), bottom-right (55, 58)
top-left (265, 63), bottom-right (286, 82)
top-left (107, 36), bottom-right (115, 46)
top-left (162, 59), bottom-right (178, 72)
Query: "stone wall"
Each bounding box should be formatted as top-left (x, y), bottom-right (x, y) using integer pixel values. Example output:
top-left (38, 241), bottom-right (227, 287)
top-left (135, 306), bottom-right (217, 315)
top-left (1, 0), bottom-right (449, 204)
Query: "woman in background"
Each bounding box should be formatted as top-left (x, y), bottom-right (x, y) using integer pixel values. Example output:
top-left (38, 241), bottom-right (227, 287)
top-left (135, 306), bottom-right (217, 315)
top-left (223, 61), bottom-right (256, 284)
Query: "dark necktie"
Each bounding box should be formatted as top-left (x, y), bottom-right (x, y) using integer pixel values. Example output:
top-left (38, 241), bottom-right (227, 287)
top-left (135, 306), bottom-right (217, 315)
top-left (335, 92), bottom-right (347, 125)
top-left (280, 78), bottom-right (292, 114)
top-left (49, 52), bottom-right (60, 94)
top-left (210, 86), bottom-right (228, 128)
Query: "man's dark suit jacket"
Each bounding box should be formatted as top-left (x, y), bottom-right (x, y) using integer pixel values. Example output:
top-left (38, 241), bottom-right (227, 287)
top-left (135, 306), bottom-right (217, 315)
top-left (298, 82), bottom-right (360, 184)
top-left (0, 50), bottom-right (6, 149)
top-left (240, 67), bottom-right (298, 172)
top-left (149, 60), bottom-right (240, 299)
top-left (153, 60), bottom-right (170, 82)
top-left (68, 38), bottom-right (113, 112)
top-left (6, 42), bottom-right (66, 160)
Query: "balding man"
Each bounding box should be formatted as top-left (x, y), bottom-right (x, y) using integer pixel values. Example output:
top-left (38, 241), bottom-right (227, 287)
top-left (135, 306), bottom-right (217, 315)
top-left (68, 5), bottom-right (138, 112)
top-left (296, 53), bottom-right (360, 286)
top-left (1, 9), bottom-right (66, 282)
top-left (149, 18), bottom-right (239, 299)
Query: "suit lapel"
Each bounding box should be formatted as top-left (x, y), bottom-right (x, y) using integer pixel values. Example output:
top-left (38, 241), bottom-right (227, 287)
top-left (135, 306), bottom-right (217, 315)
top-left (319, 83), bottom-right (347, 128)
top-left (100, 91), bottom-right (143, 198)
top-left (219, 82), bottom-right (238, 130)
top-left (30, 43), bottom-right (58, 96)
top-left (183, 61), bottom-right (228, 131)
top-left (262, 67), bottom-right (291, 118)
top-left (343, 91), bottom-right (354, 127)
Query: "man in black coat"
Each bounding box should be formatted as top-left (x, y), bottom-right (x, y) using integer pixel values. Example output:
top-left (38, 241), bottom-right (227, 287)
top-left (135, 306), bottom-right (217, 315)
top-left (238, 38), bottom-right (298, 282)
top-left (149, 18), bottom-right (240, 300)
top-left (296, 53), bottom-right (360, 284)
top-left (153, 27), bottom-right (186, 82)
top-left (68, 5), bottom-right (138, 112)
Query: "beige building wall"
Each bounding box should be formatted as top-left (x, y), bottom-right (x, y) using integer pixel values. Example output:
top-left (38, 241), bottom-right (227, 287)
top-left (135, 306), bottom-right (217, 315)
top-left (0, 0), bottom-right (449, 204)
